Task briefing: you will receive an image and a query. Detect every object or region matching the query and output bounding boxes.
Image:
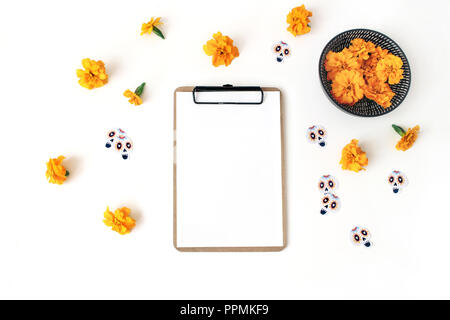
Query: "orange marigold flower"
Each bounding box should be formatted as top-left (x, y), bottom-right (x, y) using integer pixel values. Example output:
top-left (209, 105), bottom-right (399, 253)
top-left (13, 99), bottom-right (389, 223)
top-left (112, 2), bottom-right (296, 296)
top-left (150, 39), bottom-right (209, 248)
top-left (395, 125), bottom-right (420, 151)
top-left (325, 40), bottom-right (403, 108)
top-left (369, 46), bottom-right (389, 66)
top-left (364, 78), bottom-right (395, 109)
top-left (286, 5), bottom-right (312, 36)
top-left (76, 58), bottom-right (108, 89)
top-left (348, 38), bottom-right (376, 62)
top-left (46, 155), bottom-right (69, 185)
top-left (325, 49), bottom-right (359, 81)
top-left (331, 70), bottom-right (365, 106)
top-left (103, 206), bottom-right (136, 235)
top-left (340, 139), bottom-right (368, 172)
top-left (376, 54), bottom-right (404, 85)
top-left (203, 32), bottom-right (239, 67)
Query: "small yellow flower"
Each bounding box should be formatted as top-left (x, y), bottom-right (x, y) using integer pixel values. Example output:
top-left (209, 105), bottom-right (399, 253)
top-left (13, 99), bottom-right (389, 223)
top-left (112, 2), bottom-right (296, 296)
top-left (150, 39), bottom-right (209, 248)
top-left (286, 5), bottom-right (312, 36)
top-left (340, 139), bottom-right (368, 172)
top-left (394, 125), bottom-right (420, 151)
top-left (123, 90), bottom-right (142, 106)
top-left (103, 206), bottom-right (136, 235)
top-left (76, 58), bottom-right (108, 89)
top-left (46, 156), bottom-right (69, 185)
top-left (203, 32), bottom-right (240, 67)
top-left (141, 17), bottom-right (164, 39)
top-left (123, 82), bottom-right (145, 106)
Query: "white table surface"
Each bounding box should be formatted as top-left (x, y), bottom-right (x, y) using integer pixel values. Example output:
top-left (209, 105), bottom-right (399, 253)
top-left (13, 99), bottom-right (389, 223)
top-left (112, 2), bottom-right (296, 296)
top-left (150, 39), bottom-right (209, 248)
top-left (1, 0), bottom-right (449, 299)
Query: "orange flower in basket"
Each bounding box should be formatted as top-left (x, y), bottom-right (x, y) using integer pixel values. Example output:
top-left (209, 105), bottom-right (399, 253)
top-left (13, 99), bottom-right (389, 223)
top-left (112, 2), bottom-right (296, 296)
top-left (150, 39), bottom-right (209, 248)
top-left (348, 38), bottom-right (376, 62)
top-left (376, 54), bottom-right (404, 85)
top-left (325, 49), bottom-right (359, 81)
top-left (325, 38), bottom-right (403, 109)
top-left (364, 78), bottom-right (395, 109)
top-left (331, 70), bottom-right (365, 106)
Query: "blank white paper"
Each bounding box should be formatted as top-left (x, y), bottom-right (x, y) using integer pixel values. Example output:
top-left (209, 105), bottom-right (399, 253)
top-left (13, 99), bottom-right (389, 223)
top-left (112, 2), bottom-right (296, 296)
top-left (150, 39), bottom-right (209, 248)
top-left (175, 90), bottom-right (284, 248)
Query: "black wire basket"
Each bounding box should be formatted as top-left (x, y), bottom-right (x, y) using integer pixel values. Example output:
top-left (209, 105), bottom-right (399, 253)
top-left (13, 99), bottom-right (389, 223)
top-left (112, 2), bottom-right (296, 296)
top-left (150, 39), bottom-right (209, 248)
top-left (319, 29), bottom-right (411, 117)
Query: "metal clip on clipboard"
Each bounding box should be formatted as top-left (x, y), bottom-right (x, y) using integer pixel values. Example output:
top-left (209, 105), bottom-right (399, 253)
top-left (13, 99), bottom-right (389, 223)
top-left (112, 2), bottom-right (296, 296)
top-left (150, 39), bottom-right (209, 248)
top-left (192, 84), bottom-right (264, 105)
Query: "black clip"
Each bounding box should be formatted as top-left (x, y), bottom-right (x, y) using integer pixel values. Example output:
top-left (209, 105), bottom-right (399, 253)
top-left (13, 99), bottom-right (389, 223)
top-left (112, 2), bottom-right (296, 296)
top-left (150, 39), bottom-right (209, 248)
top-left (192, 85), bottom-right (264, 105)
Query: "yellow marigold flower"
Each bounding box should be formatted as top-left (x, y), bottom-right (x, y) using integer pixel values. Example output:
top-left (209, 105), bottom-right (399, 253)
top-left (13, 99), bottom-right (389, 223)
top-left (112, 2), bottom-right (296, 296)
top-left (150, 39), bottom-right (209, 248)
top-left (340, 139), bottom-right (368, 172)
top-left (331, 70), bottom-right (365, 106)
top-left (123, 90), bottom-right (142, 106)
top-left (123, 82), bottom-right (145, 106)
top-left (203, 32), bottom-right (239, 67)
top-left (141, 17), bottom-right (164, 39)
top-left (325, 49), bottom-right (359, 81)
top-left (286, 5), bottom-right (312, 36)
top-left (376, 54), bottom-right (404, 85)
top-left (46, 155), bottom-right (69, 185)
top-left (394, 125), bottom-right (420, 151)
top-left (76, 58), bottom-right (108, 89)
top-left (103, 206), bottom-right (136, 235)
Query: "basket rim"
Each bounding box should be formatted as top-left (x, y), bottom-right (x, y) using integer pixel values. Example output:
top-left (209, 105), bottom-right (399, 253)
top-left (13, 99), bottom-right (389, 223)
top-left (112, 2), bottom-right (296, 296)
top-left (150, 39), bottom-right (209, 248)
top-left (318, 28), bottom-right (411, 118)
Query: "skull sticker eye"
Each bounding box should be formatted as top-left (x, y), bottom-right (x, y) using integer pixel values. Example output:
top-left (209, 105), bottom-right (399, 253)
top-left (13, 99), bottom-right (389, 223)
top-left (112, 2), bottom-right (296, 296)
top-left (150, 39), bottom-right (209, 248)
top-left (275, 45), bottom-right (281, 53)
top-left (116, 142), bottom-right (122, 150)
top-left (322, 196), bottom-right (329, 204)
top-left (284, 48), bottom-right (290, 56)
top-left (353, 234), bottom-right (361, 243)
top-left (319, 181), bottom-right (325, 189)
top-left (397, 176), bottom-right (404, 184)
top-left (126, 142), bottom-right (132, 149)
top-left (108, 131), bottom-right (115, 137)
top-left (318, 129), bottom-right (325, 136)
top-left (310, 132), bottom-right (316, 140)
top-left (389, 176), bottom-right (394, 184)
top-left (328, 180), bottom-right (334, 188)
top-left (330, 201), bottom-right (338, 210)
top-left (361, 229), bottom-right (368, 236)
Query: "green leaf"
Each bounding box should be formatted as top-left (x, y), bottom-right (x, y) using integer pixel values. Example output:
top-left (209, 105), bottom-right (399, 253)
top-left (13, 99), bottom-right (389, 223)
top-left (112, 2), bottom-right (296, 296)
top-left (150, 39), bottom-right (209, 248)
top-left (153, 26), bottom-right (165, 39)
top-left (65, 170), bottom-right (70, 177)
top-left (134, 82), bottom-right (146, 96)
top-left (392, 124), bottom-right (406, 137)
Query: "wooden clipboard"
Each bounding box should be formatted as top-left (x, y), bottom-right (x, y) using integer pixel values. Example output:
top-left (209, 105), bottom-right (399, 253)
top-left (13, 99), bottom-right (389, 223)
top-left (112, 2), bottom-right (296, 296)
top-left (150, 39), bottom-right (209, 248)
top-left (173, 86), bottom-right (287, 252)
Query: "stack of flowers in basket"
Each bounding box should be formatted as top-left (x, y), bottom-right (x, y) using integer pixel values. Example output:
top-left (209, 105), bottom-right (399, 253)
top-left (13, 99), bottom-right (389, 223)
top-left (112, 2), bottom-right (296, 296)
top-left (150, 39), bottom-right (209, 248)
top-left (325, 38), bottom-right (404, 108)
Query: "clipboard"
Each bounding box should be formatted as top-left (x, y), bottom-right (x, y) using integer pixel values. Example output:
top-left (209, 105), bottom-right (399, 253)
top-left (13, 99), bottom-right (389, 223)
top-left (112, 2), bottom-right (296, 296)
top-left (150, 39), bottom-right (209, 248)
top-left (173, 85), bottom-right (287, 252)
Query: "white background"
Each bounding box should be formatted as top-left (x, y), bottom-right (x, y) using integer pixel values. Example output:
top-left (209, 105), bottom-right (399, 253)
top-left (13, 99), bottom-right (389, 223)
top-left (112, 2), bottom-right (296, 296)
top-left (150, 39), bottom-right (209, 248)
top-left (1, 0), bottom-right (449, 299)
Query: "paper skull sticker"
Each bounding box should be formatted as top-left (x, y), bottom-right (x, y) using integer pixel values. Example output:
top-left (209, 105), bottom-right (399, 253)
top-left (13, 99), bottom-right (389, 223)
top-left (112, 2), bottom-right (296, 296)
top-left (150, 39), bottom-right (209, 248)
top-left (105, 128), bottom-right (133, 160)
top-left (307, 125), bottom-right (327, 147)
top-left (318, 174), bottom-right (338, 194)
top-left (350, 226), bottom-right (372, 248)
top-left (272, 41), bottom-right (291, 63)
top-left (320, 193), bottom-right (340, 215)
top-left (388, 170), bottom-right (408, 194)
